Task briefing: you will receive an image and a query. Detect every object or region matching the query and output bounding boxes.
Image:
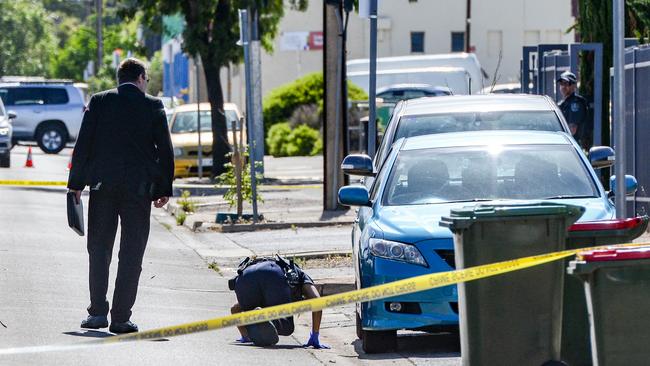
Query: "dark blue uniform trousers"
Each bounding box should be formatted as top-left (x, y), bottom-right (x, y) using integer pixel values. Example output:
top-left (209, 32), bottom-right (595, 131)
top-left (234, 261), bottom-right (295, 336)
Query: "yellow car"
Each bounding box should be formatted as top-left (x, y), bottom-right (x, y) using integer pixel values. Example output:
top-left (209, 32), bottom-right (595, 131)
top-left (169, 102), bottom-right (245, 178)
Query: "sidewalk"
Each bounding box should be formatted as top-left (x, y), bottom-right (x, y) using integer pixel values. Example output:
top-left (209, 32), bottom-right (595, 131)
top-left (166, 184), bottom-right (357, 232)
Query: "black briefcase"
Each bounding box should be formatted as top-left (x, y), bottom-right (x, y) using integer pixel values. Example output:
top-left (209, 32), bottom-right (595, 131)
top-left (67, 191), bottom-right (85, 236)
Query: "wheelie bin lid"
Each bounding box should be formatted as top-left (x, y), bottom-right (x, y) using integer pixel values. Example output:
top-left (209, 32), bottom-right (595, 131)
top-left (578, 246), bottom-right (650, 262)
top-left (440, 201), bottom-right (585, 231)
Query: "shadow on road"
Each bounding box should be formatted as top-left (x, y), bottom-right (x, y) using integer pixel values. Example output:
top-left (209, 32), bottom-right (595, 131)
top-left (353, 332), bottom-right (460, 360)
top-left (62, 330), bottom-right (113, 338)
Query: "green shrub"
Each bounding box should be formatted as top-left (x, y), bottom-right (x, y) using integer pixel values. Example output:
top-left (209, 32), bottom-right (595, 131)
top-left (266, 122), bottom-right (292, 157)
top-left (285, 125), bottom-right (321, 156)
top-left (176, 211), bottom-right (187, 226)
top-left (266, 123), bottom-right (322, 157)
top-left (263, 72), bottom-right (368, 133)
top-left (217, 150), bottom-right (263, 209)
top-left (311, 136), bottom-right (323, 156)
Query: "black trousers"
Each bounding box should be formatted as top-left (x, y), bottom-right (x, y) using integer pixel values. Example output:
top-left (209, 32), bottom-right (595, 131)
top-left (86, 183), bottom-right (151, 322)
top-left (234, 261), bottom-right (295, 336)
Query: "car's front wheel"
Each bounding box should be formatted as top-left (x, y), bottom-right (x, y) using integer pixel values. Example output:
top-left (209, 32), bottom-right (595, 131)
top-left (0, 153), bottom-right (9, 168)
top-left (36, 124), bottom-right (67, 154)
top-left (362, 329), bottom-right (397, 354)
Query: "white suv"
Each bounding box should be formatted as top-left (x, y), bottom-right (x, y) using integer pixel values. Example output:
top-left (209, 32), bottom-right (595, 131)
top-left (0, 79), bottom-right (88, 154)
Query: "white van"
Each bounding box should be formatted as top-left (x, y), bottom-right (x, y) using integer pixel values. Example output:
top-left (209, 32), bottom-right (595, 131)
top-left (348, 67), bottom-right (471, 96)
top-left (347, 53), bottom-right (484, 94)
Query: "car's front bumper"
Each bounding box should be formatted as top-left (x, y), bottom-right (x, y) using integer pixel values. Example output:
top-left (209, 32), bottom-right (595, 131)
top-left (174, 158), bottom-right (213, 178)
top-left (359, 251), bottom-right (459, 331)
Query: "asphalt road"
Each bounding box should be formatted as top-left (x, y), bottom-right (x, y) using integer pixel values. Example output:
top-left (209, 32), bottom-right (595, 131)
top-left (0, 146), bottom-right (461, 365)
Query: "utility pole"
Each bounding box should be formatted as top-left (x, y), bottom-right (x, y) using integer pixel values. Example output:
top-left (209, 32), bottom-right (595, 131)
top-left (465, 0), bottom-right (471, 52)
top-left (323, 0), bottom-right (350, 211)
top-left (195, 56), bottom-right (203, 180)
top-left (367, 0), bottom-right (378, 158)
top-left (96, 0), bottom-right (103, 69)
top-left (613, 0), bottom-right (626, 218)
top-left (249, 7), bottom-right (265, 175)
top-left (239, 9), bottom-right (259, 222)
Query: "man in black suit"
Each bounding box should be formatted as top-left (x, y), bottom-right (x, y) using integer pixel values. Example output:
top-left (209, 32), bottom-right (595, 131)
top-left (67, 58), bottom-right (174, 334)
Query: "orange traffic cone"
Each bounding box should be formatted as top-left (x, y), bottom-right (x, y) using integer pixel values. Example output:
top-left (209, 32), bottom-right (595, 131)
top-left (25, 147), bottom-right (34, 168)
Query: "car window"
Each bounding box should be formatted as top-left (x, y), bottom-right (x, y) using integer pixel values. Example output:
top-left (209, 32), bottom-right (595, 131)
top-left (171, 110), bottom-right (240, 133)
top-left (45, 88), bottom-right (69, 105)
top-left (383, 144), bottom-right (597, 206)
top-left (0, 89), bottom-right (8, 107)
top-left (394, 111), bottom-right (562, 141)
top-left (0, 99), bottom-right (5, 116)
top-left (3, 88), bottom-right (46, 106)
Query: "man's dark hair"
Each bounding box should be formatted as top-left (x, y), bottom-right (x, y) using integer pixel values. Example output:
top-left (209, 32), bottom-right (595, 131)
top-left (117, 58), bottom-right (147, 84)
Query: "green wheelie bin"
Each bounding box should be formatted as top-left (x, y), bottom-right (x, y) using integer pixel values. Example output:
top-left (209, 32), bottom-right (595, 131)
top-left (440, 202), bottom-right (584, 366)
top-left (561, 216), bottom-right (648, 366)
top-left (568, 246), bottom-right (650, 366)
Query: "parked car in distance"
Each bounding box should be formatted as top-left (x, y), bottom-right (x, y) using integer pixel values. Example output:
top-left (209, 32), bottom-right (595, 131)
top-left (373, 94), bottom-right (572, 173)
top-left (376, 84), bottom-right (451, 103)
top-left (0, 78), bottom-right (88, 154)
top-left (339, 130), bottom-right (634, 354)
top-left (0, 97), bottom-right (15, 167)
top-left (481, 82), bottom-right (521, 94)
top-left (169, 102), bottom-right (244, 178)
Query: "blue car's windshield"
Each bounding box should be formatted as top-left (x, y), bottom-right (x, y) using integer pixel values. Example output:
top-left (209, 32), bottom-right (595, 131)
top-left (383, 144), bottom-right (598, 206)
top-left (394, 111), bottom-right (562, 140)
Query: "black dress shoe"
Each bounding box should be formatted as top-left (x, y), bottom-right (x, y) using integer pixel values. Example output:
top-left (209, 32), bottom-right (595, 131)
top-left (81, 315), bottom-right (108, 329)
top-left (109, 320), bottom-right (139, 334)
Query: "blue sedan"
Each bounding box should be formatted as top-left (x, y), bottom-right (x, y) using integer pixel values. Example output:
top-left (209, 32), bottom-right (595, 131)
top-left (338, 130), bottom-right (634, 354)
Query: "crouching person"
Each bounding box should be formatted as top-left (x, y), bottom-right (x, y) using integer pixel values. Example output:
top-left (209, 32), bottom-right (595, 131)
top-left (229, 255), bottom-right (328, 348)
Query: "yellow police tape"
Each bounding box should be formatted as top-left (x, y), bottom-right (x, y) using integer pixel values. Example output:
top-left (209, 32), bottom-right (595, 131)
top-left (0, 180), bottom-right (67, 187)
top-left (0, 241), bottom-right (647, 355)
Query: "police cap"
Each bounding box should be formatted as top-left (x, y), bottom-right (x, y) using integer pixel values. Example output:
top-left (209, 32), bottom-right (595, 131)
top-left (557, 71), bottom-right (577, 84)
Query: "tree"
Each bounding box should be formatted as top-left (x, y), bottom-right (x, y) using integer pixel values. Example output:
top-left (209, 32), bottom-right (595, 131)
top-left (0, 1), bottom-right (57, 77)
top-left (120, 0), bottom-right (307, 177)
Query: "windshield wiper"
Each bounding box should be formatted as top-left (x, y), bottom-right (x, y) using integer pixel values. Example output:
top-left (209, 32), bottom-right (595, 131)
top-left (542, 195), bottom-right (596, 200)
top-left (445, 198), bottom-right (493, 203)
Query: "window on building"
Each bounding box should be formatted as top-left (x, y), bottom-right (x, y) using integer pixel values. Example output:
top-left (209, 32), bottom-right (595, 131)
top-left (411, 32), bottom-right (425, 53)
top-left (451, 32), bottom-right (465, 52)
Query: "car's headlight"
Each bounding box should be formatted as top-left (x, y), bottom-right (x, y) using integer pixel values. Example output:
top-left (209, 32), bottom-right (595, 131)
top-left (369, 238), bottom-right (428, 266)
top-left (0, 127), bottom-right (8, 136)
top-left (173, 147), bottom-right (183, 157)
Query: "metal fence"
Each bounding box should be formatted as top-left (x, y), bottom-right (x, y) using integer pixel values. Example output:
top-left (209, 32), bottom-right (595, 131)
top-left (541, 51), bottom-right (570, 102)
top-left (616, 45), bottom-right (650, 216)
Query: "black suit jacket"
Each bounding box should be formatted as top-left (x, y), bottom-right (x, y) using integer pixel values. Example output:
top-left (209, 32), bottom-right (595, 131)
top-left (67, 84), bottom-right (174, 199)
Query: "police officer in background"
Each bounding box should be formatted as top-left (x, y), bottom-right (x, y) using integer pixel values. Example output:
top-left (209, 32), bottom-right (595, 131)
top-left (229, 256), bottom-right (329, 348)
top-left (557, 71), bottom-right (591, 149)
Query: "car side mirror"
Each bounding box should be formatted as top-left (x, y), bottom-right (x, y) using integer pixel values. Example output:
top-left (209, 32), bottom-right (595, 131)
top-left (338, 185), bottom-right (371, 207)
top-left (610, 175), bottom-right (638, 196)
top-left (341, 154), bottom-right (374, 176)
top-left (7, 111), bottom-right (16, 120)
top-left (589, 146), bottom-right (615, 169)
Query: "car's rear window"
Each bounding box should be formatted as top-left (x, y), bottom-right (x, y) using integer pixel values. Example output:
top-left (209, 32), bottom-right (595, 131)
top-left (383, 144), bottom-right (597, 206)
top-left (394, 111), bottom-right (562, 140)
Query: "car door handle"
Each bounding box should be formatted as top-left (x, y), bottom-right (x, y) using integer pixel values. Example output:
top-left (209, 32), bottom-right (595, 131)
top-left (33, 110), bottom-right (42, 113)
